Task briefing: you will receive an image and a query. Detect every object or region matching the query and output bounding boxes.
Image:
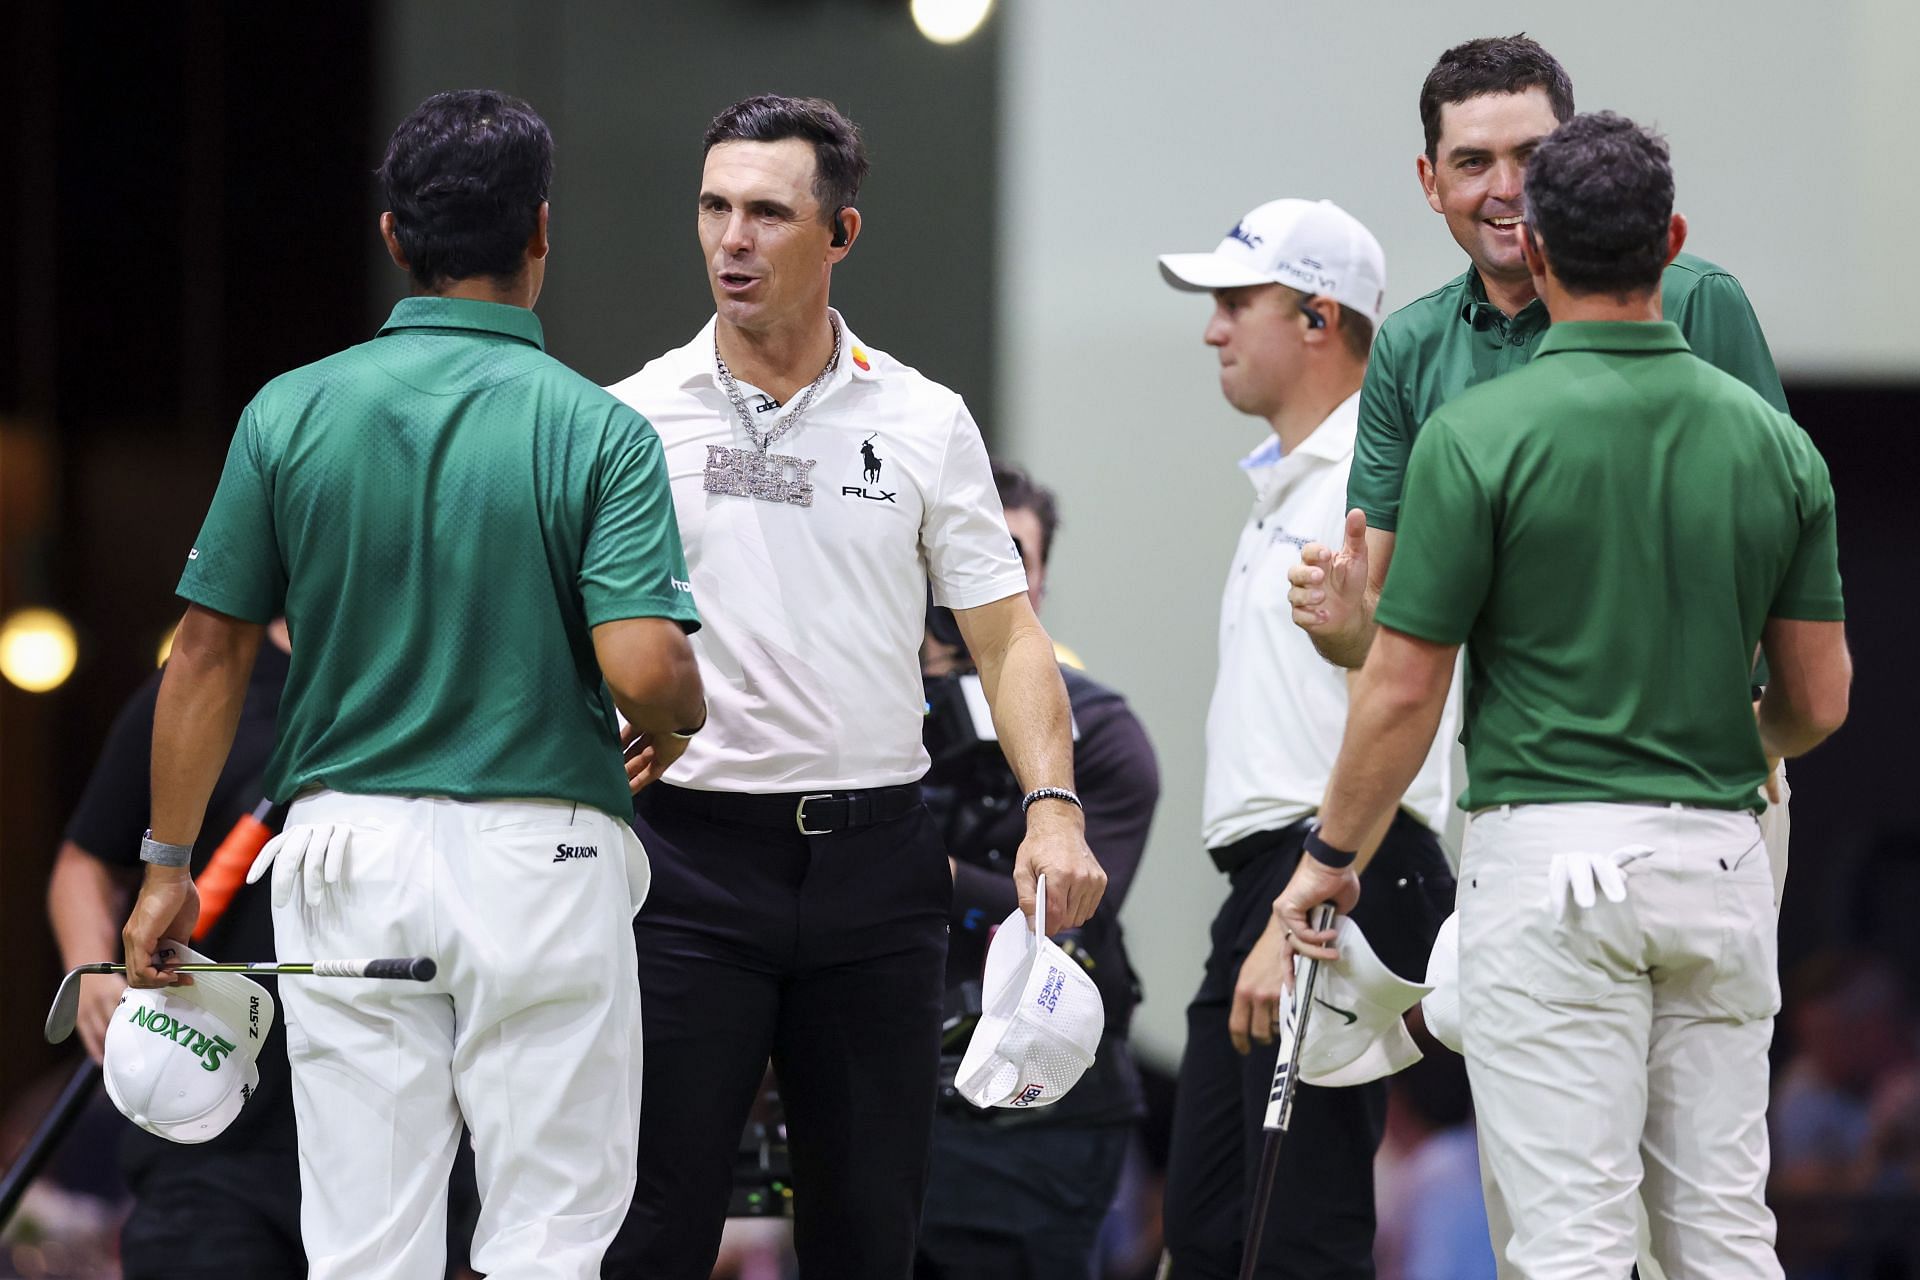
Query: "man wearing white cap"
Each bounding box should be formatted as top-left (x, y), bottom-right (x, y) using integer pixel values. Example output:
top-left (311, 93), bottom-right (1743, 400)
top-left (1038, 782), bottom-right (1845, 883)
top-left (1156, 199), bottom-right (1457, 1279)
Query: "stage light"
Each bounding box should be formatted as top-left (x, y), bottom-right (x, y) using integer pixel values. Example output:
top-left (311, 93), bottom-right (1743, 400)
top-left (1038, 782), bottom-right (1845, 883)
top-left (0, 607), bottom-right (78, 692)
top-left (911, 0), bottom-right (992, 45)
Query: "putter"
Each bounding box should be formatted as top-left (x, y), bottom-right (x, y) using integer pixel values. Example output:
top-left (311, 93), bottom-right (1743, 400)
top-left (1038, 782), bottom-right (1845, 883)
top-left (1239, 902), bottom-right (1338, 1280)
top-left (44, 956), bottom-right (437, 1045)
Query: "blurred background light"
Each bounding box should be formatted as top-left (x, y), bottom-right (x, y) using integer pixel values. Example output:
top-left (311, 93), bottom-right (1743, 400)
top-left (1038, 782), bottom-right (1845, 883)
top-left (0, 607), bottom-right (78, 692)
top-left (911, 0), bottom-right (992, 44)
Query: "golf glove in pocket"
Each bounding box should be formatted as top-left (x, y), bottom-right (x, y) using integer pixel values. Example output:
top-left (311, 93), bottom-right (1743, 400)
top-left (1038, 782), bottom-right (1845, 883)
top-left (246, 823), bottom-right (351, 909)
top-left (1546, 845), bottom-right (1653, 922)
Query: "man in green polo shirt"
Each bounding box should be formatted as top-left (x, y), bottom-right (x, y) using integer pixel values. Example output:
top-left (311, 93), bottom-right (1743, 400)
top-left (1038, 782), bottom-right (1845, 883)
top-left (1288, 32), bottom-right (1798, 903)
top-left (1272, 112), bottom-right (1849, 1279)
top-left (1289, 35), bottom-right (1786, 666)
top-left (120, 90), bottom-right (706, 1280)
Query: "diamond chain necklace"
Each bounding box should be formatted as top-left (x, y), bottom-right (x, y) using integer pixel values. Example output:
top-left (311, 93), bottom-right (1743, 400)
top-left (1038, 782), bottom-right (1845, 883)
top-left (713, 316), bottom-right (843, 454)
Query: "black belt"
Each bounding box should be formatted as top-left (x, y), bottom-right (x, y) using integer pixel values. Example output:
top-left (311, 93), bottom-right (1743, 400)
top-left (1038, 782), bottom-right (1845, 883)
top-left (651, 781), bottom-right (922, 835)
top-left (1207, 818), bottom-right (1312, 875)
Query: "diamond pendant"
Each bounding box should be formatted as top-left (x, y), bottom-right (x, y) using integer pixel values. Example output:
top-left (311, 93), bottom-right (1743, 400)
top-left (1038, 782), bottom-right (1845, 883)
top-left (703, 445), bottom-right (817, 507)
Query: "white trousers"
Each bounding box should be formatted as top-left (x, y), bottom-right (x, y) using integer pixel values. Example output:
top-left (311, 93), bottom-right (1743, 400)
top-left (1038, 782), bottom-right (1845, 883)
top-left (1458, 802), bottom-right (1782, 1280)
top-left (274, 791), bottom-right (648, 1280)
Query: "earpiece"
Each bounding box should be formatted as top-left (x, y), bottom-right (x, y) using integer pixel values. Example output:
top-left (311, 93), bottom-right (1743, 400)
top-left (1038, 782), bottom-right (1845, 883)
top-left (830, 208), bottom-right (849, 248)
top-left (1298, 301), bottom-right (1327, 331)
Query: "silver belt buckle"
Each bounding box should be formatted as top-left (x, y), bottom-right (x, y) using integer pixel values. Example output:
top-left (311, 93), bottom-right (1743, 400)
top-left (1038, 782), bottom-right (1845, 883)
top-left (796, 793), bottom-right (834, 836)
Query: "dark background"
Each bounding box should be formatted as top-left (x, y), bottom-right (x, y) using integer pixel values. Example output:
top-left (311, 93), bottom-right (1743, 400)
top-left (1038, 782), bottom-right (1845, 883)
top-left (4, 0), bottom-right (1916, 1174)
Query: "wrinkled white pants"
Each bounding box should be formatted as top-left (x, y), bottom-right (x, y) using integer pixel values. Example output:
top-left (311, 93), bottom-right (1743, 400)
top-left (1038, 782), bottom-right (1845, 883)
top-left (1459, 802), bottom-right (1781, 1280)
top-left (274, 791), bottom-right (648, 1280)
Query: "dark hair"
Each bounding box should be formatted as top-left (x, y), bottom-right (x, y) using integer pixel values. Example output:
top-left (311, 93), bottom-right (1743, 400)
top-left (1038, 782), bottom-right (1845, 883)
top-left (1333, 305), bottom-right (1374, 362)
top-left (991, 460), bottom-right (1060, 565)
top-left (378, 90), bottom-right (553, 289)
top-left (1524, 112), bottom-right (1673, 296)
top-left (1283, 287), bottom-right (1375, 362)
top-left (704, 94), bottom-right (869, 226)
top-left (1419, 34), bottom-right (1574, 162)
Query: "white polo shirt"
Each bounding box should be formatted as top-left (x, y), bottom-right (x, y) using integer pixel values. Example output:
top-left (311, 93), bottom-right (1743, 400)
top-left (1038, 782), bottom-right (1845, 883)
top-left (607, 311), bottom-right (1027, 793)
top-left (1202, 391), bottom-right (1459, 849)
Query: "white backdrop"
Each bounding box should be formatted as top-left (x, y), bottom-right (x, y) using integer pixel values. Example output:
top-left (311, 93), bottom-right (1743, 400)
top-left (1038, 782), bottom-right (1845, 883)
top-left (997, 1), bottom-right (1920, 1064)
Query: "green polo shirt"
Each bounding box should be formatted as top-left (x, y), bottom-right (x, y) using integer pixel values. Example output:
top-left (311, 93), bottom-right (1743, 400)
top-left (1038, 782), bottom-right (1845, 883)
top-left (1376, 321), bottom-right (1842, 813)
top-left (1350, 253), bottom-right (1787, 531)
top-left (178, 297), bottom-right (700, 817)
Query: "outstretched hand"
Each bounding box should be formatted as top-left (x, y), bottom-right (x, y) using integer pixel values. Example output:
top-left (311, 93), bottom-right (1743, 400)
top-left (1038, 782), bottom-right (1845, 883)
top-left (1288, 508), bottom-right (1371, 642)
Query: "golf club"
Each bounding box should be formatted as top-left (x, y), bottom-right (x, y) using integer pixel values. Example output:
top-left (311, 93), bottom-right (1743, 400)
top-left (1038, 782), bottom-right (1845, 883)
top-left (0, 1060), bottom-right (99, 1230)
top-left (44, 956), bottom-right (437, 1045)
top-left (1238, 902), bottom-right (1337, 1280)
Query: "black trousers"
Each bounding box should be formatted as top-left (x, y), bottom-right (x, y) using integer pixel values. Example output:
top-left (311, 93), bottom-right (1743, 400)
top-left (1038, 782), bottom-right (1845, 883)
top-left (1163, 812), bottom-right (1454, 1280)
top-left (120, 1147), bottom-right (305, 1280)
top-left (915, 1115), bottom-right (1131, 1280)
top-left (603, 783), bottom-right (952, 1280)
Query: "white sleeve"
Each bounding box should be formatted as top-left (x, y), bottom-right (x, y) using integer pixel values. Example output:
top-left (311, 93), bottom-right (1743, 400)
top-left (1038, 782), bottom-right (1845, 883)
top-left (923, 400), bottom-right (1029, 609)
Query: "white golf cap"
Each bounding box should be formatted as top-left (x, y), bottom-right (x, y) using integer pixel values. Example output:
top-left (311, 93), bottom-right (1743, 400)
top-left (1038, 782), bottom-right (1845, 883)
top-left (1159, 198), bottom-right (1388, 326)
top-left (1278, 914), bottom-right (1431, 1088)
top-left (1422, 912), bottom-right (1463, 1055)
top-left (103, 940), bottom-right (274, 1144)
top-left (955, 876), bottom-right (1105, 1109)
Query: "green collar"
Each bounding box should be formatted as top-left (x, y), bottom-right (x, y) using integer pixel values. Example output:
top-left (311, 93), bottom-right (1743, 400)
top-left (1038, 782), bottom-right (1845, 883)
top-left (377, 297), bottom-right (546, 350)
top-left (1459, 268), bottom-right (1548, 333)
top-left (1536, 320), bottom-right (1691, 358)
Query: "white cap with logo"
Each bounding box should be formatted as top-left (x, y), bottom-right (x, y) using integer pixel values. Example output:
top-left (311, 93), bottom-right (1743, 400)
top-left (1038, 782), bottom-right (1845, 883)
top-left (955, 875), bottom-right (1105, 1109)
top-left (103, 939), bottom-right (275, 1143)
top-left (1159, 198), bottom-right (1389, 326)
top-left (1276, 914), bottom-right (1432, 1088)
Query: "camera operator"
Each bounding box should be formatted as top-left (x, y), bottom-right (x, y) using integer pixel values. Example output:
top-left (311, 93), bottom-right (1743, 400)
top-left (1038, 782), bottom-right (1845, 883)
top-left (916, 461), bottom-right (1160, 1279)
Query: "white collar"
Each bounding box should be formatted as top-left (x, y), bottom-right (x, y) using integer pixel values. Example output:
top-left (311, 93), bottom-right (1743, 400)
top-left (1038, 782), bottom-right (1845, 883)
top-left (1237, 390), bottom-right (1361, 472)
top-left (670, 307), bottom-right (881, 395)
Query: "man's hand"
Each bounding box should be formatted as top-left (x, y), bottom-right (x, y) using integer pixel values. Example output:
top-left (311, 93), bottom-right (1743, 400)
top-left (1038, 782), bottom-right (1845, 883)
top-left (76, 974), bottom-right (128, 1063)
top-left (1290, 508), bottom-right (1370, 638)
top-left (1272, 856), bottom-right (1360, 979)
top-left (1013, 803), bottom-right (1106, 934)
top-left (1229, 918), bottom-right (1295, 1054)
top-left (123, 866), bottom-right (199, 988)
top-left (622, 723), bottom-right (691, 793)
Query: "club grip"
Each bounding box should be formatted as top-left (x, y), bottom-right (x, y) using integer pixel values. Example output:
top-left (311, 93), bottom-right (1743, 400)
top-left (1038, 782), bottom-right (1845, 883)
top-left (314, 957), bottom-right (437, 981)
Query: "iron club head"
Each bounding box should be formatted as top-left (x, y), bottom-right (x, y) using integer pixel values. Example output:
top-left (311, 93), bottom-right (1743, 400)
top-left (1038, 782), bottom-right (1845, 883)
top-left (44, 963), bottom-right (121, 1044)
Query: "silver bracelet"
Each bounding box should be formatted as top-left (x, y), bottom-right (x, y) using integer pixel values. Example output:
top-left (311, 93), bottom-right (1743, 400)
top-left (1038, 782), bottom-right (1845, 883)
top-left (1020, 787), bottom-right (1083, 815)
top-left (140, 829), bottom-right (194, 868)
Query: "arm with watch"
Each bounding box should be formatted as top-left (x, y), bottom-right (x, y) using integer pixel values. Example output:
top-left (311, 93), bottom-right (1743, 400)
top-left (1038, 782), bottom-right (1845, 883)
top-left (1272, 626), bottom-right (1460, 980)
top-left (954, 592), bottom-right (1108, 935)
top-left (594, 615), bottom-right (707, 792)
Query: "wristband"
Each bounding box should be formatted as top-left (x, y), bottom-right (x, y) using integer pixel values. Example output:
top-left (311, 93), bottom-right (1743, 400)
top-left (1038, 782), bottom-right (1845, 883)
top-left (1302, 824), bottom-right (1357, 869)
top-left (140, 829), bottom-right (194, 868)
top-left (1021, 787), bottom-right (1082, 815)
top-left (670, 699), bottom-right (708, 741)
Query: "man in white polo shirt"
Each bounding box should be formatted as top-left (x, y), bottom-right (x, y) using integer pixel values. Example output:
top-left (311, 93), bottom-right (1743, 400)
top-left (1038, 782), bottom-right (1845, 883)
top-left (601, 94), bottom-right (1105, 1279)
top-left (1156, 199), bottom-right (1459, 1280)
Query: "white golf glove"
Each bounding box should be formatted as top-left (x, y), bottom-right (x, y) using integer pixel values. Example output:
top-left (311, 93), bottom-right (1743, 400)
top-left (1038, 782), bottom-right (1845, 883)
top-left (245, 824), bottom-right (351, 909)
top-left (1546, 845), bottom-right (1653, 922)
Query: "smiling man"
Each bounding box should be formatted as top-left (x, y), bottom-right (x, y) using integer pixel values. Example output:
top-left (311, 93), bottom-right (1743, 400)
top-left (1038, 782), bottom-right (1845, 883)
top-left (1289, 34), bottom-right (1788, 671)
top-left (1276, 110), bottom-right (1847, 1280)
top-left (602, 94), bottom-right (1104, 1279)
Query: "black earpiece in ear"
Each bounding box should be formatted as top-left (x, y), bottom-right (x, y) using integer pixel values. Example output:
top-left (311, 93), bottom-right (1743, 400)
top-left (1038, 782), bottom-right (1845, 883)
top-left (830, 208), bottom-right (849, 248)
top-left (1299, 302), bottom-right (1327, 331)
